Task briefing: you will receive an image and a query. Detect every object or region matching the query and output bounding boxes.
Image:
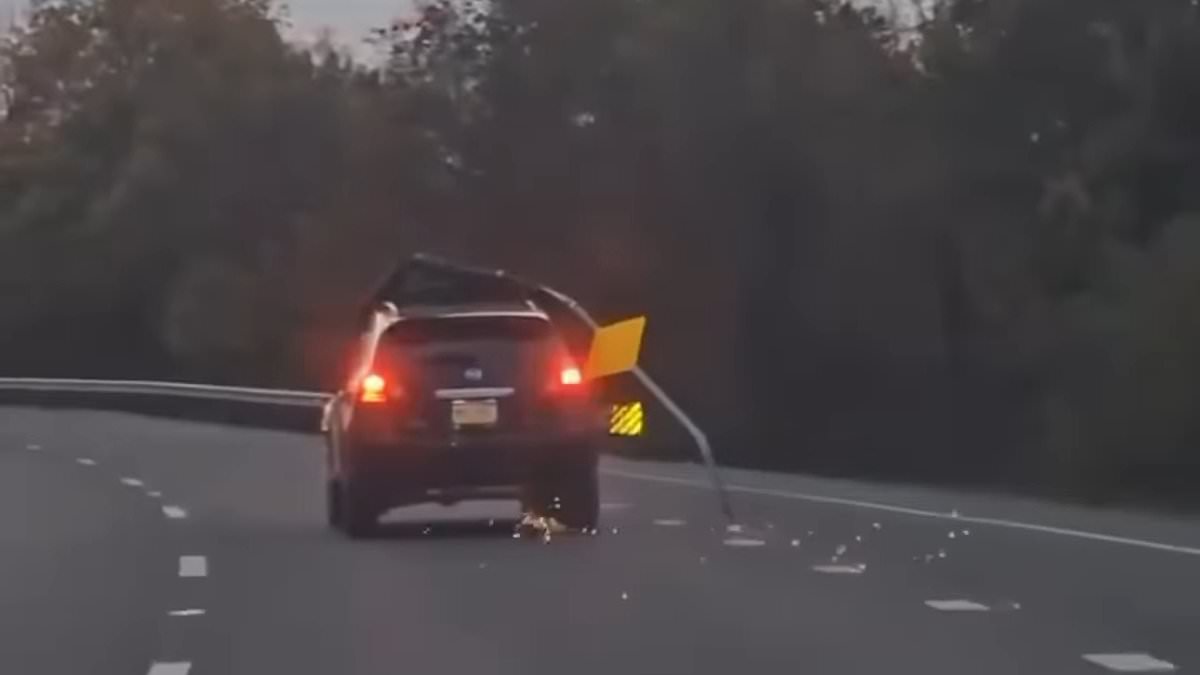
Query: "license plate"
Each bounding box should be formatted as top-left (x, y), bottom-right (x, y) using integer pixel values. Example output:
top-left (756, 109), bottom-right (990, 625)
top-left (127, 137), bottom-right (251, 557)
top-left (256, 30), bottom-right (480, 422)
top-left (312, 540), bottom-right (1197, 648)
top-left (451, 399), bottom-right (499, 427)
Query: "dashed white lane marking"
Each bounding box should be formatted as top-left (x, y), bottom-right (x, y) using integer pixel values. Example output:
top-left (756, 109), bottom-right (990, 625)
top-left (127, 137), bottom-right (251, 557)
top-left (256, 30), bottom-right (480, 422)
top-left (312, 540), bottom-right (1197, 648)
top-left (147, 663), bottom-right (192, 675)
top-left (1082, 653), bottom-right (1177, 672)
top-left (76, 458), bottom-right (97, 466)
top-left (120, 477), bottom-right (145, 487)
top-left (602, 468), bottom-right (1200, 557)
top-left (653, 518), bottom-right (687, 527)
top-left (812, 564), bottom-right (866, 575)
top-left (178, 556), bottom-right (208, 578)
top-left (723, 537), bottom-right (766, 547)
top-left (600, 502), bottom-right (632, 511)
top-left (26, 444), bottom-right (41, 451)
top-left (168, 609), bottom-right (205, 617)
top-left (162, 506), bottom-right (188, 519)
top-left (925, 599), bottom-right (990, 612)
top-left (147, 491), bottom-right (163, 499)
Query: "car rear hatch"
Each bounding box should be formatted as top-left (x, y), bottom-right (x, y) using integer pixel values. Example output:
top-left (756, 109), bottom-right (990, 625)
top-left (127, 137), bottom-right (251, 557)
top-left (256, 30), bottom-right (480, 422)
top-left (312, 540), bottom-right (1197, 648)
top-left (371, 314), bottom-right (584, 437)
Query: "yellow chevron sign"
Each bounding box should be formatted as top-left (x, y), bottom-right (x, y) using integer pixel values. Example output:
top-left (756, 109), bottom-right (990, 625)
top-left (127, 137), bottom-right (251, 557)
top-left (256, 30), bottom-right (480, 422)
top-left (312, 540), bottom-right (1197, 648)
top-left (609, 402), bottom-right (645, 437)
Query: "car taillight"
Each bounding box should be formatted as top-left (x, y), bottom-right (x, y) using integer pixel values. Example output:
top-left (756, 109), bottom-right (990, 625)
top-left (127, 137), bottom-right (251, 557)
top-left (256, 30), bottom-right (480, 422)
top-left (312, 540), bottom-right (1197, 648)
top-left (359, 373), bottom-right (389, 403)
top-left (547, 359), bottom-right (586, 397)
top-left (560, 365), bottom-right (583, 387)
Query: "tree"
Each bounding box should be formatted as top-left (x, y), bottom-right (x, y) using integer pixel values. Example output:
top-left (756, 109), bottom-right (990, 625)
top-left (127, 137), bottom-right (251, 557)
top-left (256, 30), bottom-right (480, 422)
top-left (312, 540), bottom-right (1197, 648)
top-left (921, 0), bottom-right (1200, 492)
top-left (0, 0), bottom-right (342, 381)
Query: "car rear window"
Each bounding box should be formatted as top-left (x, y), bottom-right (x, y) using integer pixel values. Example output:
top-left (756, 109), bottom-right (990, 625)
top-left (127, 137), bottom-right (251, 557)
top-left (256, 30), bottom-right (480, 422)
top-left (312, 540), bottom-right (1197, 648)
top-left (378, 316), bottom-right (562, 390)
top-left (385, 316), bottom-right (555, 344)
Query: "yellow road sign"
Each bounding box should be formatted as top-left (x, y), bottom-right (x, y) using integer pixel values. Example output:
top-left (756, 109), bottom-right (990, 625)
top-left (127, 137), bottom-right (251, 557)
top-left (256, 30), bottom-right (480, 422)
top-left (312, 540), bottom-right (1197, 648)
top-left (586, 316), bottom-right (646, 380)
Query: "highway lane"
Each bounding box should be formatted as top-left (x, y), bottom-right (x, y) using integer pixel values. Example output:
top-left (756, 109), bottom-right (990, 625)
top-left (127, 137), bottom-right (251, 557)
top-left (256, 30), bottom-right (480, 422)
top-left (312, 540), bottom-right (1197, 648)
top-left (2, 406), bottom-right (1198, 675)
top-left (0, 429), bottom-right (174, 675)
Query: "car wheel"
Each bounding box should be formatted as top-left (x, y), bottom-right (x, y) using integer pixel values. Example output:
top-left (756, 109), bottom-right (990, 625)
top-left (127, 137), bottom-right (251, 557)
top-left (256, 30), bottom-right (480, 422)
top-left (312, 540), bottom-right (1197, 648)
top-left (522, 457), bottom-right (598, 532)
top-left (325, 479), bottom-right (342, 529)
top-left (555, 462), bottom-right (599, 531)
top-left (335, 479), bottom-right (377, 539)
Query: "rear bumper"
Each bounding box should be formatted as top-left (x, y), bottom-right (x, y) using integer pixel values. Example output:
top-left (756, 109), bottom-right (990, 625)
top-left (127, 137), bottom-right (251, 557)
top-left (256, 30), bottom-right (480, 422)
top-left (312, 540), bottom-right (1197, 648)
top-left (342, 431), bottom-right (598, 499)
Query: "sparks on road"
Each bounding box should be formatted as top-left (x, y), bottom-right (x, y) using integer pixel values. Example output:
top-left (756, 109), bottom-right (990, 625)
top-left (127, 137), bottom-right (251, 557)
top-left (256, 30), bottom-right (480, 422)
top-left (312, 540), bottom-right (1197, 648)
top-left (603, 468), bottom-right (1200, 556)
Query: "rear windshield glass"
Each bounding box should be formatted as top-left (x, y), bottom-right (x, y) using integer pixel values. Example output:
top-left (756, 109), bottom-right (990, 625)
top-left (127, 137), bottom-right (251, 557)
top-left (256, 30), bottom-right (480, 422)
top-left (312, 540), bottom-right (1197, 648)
top-left (385, 316), bottom-right (554, 344)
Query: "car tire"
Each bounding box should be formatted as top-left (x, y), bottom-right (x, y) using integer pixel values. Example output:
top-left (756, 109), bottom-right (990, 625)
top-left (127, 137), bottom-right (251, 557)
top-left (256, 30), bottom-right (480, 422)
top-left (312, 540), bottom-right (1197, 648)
top-left (325, 479), bottom-right (342, 529)
top-left (557, 464), bottom-right (599, 531)
top-left (525, 456), bottom-right (598, 531)
top-left (335, 479), bottom-right (377, 539)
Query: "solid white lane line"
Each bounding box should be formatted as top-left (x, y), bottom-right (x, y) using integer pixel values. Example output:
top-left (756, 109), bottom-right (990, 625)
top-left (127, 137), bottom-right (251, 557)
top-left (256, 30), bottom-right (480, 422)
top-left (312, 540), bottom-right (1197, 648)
top-left (76, 458), bottom-right (97, 466)
top-left (653, 518), bottom-right (687, 527)
top-left (605, 468), bottom-right (944, 518)
top-left (812, 564), bottom-right (865, 575)
top-left (178, 556), bottom-right (207, 578)
top-left (956, 516), bottom-right (1200, 556)
top-left (925, 599), bottom-right (990, 612)
top-left (168, 609), bottom-right (206, 617)
top-left (1082, 653), bottom-right (1177, 672)
top-left (121, 477), bottom-right (145, 487)
top-left (147, 663), bottom-right (191, 675)
top-left (602, 468), bottom-right (1200, 557)
top-left (162, 506), bottom-right (188, 519)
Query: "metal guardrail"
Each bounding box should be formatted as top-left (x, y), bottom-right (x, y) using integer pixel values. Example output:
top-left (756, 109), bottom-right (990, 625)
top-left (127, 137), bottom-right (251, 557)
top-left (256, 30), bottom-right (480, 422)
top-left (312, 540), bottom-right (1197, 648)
top-left (0, 378), bottom-right (330, 407)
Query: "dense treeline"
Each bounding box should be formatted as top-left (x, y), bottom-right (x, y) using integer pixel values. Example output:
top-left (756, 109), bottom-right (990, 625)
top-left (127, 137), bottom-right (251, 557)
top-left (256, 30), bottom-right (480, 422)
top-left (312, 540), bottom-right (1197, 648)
top-left (3, 0), bottom-right (1199, 500)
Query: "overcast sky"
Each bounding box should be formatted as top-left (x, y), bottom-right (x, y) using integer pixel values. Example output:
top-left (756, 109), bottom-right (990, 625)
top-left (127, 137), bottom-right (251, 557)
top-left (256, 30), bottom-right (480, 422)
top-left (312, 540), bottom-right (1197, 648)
top-left (279, 0), bottom-right (414, 51)
top-left (0, 0), bottom-right (414, 49)
top-left (1, 0), bottom-right (19, 29)
top-left (2, 0), bottom-right (930, 53)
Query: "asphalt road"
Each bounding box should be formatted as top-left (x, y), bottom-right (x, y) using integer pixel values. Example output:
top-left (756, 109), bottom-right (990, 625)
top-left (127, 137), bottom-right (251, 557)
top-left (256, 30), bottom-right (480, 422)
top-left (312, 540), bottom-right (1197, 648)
top-left (2, 406), bottom-right (1198, 675)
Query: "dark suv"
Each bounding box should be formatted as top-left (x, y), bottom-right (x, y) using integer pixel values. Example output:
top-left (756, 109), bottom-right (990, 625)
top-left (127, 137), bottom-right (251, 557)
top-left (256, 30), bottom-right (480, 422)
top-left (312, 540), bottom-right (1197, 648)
top-left (322, 299), bottom-right (605, 537)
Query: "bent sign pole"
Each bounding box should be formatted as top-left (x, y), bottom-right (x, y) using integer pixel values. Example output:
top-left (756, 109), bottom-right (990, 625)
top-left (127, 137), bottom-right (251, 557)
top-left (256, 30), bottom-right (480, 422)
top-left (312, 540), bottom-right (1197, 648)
top-left (538, 286), bottom-right (735, 524)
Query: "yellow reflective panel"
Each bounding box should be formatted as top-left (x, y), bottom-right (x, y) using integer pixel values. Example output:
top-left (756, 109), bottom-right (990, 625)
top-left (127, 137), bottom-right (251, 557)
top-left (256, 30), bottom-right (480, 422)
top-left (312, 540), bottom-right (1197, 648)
top-left (586, 316), bottom-right (646, 379)
top-left (609, 402), bottom-right (645, 436)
